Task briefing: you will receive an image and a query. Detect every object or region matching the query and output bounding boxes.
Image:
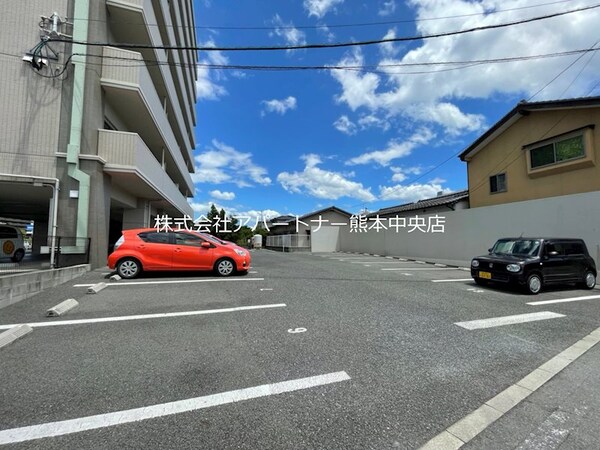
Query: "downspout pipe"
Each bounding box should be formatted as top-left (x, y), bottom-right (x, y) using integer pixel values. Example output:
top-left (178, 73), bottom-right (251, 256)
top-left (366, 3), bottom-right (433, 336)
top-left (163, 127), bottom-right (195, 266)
top-left (67, 0), bottom-right (91, 241)
top-left (0, 173), bottom-right (59, 268)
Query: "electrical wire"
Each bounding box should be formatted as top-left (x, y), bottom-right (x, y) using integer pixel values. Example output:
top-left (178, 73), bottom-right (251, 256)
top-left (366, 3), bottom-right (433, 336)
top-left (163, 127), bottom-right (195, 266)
top-left (67, 0), bottom-right (576, 31)
top-left (47, 4), bottom-right (600, 52)
top-left (79, 47), bottom-right (600, 76)
top-left (528, 39), bottom-right (600, 100)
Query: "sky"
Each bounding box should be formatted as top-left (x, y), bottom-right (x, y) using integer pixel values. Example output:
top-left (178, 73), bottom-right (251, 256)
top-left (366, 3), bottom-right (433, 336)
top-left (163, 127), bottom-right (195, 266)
top-left (190, 0), bottom-right (600, 221)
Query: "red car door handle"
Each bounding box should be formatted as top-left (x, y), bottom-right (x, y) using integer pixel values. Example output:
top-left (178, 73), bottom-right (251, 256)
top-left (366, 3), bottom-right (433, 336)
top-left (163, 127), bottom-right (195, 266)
top-left (174, 247), bottom-right (182, 253)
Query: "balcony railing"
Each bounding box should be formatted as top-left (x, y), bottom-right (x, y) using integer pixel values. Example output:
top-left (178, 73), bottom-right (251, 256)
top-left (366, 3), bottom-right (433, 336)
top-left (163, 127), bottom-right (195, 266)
top-left (100, 46), bottom-right (194, 194)
top-left (98, 130), bottom-right (192, 216)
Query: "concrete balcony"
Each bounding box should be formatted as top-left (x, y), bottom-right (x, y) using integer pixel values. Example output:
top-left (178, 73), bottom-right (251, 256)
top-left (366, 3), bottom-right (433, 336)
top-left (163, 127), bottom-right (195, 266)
top-left (98, 130), bottom-right (192, 216)
top-left (106, 0), bottom-right (196, 165)
top-left (100, 46), bottom-right (194, 196)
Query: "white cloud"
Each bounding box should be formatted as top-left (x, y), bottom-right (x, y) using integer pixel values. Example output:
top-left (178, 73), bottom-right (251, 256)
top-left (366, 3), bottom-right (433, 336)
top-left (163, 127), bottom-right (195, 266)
top-left (379, 0), bottom-right (397, 16)
top-left (390, 166), bottom-right (423, 183)
top-left (333, 115), bottom-right (357, 135)
top-left (379, 28), bottom-right (400, 58)
top-left (331, 1), bottom-right (600, 135)
top-left (270, 14), bottom-right (306, 51)
top-left (379, 182), bottom-right (451, 202)
top-left (357, 113), bottom-right (391, 132)
top-left (278, 154), bottom-right (376, 202)
top-left (318, 24), bottom-right (336, 42)
top-left (191, 201), bottom-right (280, 224)
top-left (196, 66), bottom-right (227, 101)
top-left (209, 190), bottom-right (236, 201)
top-left (193, 140), bottom-right (271, 187)
top-left (347, 128), bottom-right (435, 166)
top-left (304, 0), bottom-right (344, 18)
top-left (334, 113), bottom-right (391, 135)
top-left (261, 96), bottom-right (297, 116)
top-left (196, 40), bottom-right (228, 101)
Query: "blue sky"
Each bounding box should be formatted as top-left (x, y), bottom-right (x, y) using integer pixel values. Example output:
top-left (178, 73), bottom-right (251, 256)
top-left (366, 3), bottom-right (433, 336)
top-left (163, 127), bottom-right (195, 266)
top-left (191, 0), bottom-right (599, 220)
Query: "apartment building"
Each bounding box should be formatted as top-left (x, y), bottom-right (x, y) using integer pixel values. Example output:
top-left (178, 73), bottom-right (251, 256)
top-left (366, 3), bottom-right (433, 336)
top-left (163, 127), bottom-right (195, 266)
top-left (0, 0), bottom-right (197, 267)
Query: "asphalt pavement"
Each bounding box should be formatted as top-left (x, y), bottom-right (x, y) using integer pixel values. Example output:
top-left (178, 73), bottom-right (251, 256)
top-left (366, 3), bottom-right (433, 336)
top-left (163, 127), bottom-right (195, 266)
top-left (1, 250), bottom-right (599, 449)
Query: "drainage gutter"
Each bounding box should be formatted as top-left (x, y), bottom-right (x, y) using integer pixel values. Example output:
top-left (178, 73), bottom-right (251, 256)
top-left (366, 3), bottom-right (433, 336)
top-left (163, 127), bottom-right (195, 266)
top-left (66, 0), bottom-right (91, 241)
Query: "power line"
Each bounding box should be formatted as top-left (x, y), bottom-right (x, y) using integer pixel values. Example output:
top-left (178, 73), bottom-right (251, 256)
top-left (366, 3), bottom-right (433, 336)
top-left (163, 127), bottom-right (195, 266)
top-left (198, 0), bottom-right (576, 30)
top-left (15, 46), bottom-right (596, 79)
top-left (67, 0), bottom-right (575, 31)
top-left (48, 4), bottom-right (600, 52)
top-left (528, 39), bottom-right (600, 100)
top-left (558, 41), bottom-right (600, 97)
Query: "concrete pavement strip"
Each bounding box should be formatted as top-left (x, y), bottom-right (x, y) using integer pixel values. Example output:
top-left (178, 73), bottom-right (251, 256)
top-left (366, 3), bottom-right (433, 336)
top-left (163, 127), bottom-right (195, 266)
top-left (419, 326), bottom-right (600, 449)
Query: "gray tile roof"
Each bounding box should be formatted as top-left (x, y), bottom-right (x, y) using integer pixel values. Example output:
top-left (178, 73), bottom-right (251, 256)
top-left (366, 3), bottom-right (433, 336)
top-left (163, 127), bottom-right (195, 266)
top-left (369, 189), bottom-right (469, 217)
top-left (459, 96), bottom-right (600, 161)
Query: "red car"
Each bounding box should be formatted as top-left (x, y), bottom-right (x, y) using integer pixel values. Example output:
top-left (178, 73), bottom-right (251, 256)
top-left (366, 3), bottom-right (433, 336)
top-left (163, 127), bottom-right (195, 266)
top-left (108, 228), bottom-right (251, 279)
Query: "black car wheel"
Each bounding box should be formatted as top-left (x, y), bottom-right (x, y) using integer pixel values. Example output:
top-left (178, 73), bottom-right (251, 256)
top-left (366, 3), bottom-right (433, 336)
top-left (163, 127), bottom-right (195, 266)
top-left (215, 258), bottom-right (235, 277)
top-left (526, 273), bottom-right (542, 295)
top-left (11, 249), bottom-right (25, 263)
top-left (583, 271), bottom-right (596, 290)
top-left (117, 258), bottom-right (141, 279)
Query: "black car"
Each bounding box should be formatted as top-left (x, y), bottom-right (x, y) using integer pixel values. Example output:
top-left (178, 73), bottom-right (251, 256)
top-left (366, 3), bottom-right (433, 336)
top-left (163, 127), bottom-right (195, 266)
top-left (471, 238), bottom-right (597, 294)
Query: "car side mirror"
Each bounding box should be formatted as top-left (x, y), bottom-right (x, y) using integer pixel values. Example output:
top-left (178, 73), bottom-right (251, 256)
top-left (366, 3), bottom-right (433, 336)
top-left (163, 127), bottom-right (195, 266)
top-left (201, 242), bottom-right (212, 249)
top-left (487, 248), bottom-right (492, 253)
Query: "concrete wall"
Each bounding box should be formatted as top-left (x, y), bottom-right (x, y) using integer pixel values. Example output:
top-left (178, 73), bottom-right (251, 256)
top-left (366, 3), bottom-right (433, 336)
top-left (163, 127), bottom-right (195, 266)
top-left (0, 264), bottom-right (90, 309)
top-left (467, 107), bottom-right (600, 208)
top-left (311, 226), bottom-right (341, 252)
top-left (0, 0), bottom-right (69, 178)
top-left (339, 191), bottom-right (600, 266)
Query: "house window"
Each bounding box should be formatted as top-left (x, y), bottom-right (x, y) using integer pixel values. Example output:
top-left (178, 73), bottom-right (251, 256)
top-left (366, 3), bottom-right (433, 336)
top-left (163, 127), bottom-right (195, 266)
top-left (490, 173), bottom-right (506, 193)
top-left (530, 134), bottom-right (585, 169)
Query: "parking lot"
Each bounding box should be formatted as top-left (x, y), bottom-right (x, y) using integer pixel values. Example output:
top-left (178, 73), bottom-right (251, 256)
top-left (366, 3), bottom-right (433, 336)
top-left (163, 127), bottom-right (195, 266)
top-left (1, 250), bottom-right (600, 449)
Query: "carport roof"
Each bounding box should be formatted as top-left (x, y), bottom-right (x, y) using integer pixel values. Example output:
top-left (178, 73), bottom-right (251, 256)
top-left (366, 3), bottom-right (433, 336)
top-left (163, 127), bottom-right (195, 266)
top-left (370, 190), bottom-right (469, 217)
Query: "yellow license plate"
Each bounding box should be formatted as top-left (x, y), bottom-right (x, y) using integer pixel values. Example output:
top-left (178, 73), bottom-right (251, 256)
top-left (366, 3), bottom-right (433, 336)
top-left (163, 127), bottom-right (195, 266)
top-left (479, 271), bottom-right (492, 279)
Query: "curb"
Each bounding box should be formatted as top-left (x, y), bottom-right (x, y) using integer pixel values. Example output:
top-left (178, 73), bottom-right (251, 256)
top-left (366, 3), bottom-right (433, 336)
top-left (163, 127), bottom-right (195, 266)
top-left (0, 325), bottom-right (33, 349)
top-left (46, 299), bottom-right (79, 317)
top-left (87, 282), bottom-right (107, 294)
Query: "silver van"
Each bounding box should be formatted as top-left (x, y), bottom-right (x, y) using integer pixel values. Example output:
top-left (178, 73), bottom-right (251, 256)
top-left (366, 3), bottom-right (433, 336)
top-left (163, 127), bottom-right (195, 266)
top-left (0, 225), bottom-right (26, 262)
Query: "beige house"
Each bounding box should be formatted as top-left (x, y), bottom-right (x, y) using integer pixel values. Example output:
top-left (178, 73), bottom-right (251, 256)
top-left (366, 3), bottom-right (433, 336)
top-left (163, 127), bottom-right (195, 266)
top-left (460, 97), bottom-right (600, 208)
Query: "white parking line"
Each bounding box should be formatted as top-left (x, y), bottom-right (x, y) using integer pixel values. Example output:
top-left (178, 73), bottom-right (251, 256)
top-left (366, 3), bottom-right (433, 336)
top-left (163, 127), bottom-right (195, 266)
top-left (381, 268), bottom-right (458, 271)
top-left (0, 371), bottom-right (351, 445)
top-left (334, 257), bottom-right (382, 260)
top-left (527, 294), bottom-right (600, 306)
top-left (350, 261), bottom-right (414, 264)
top-left (432, 279), bottom-right (474, 283)
top-left (73, 278), bottom-right (264, 287)
top-left (0, 304), bottom-right (287, 330)
top-left (455, 311), bottom-right (564, 330)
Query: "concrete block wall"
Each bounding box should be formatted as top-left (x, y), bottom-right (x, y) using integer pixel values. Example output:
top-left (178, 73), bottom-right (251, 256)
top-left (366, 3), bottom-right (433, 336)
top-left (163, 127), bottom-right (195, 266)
top-left (0, 264), bottom-right (90, 309)
top-left (339, 191), bottom-right (600, 266)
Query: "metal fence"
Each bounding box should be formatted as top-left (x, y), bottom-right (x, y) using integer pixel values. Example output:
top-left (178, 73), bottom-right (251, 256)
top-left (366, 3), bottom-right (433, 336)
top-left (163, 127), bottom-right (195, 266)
top-left (265, 234), bottom-right (311, 251)
top-left (44, 236), bottom-right (92, 268)
top-left (0, 236), bottom-right (91, 275)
